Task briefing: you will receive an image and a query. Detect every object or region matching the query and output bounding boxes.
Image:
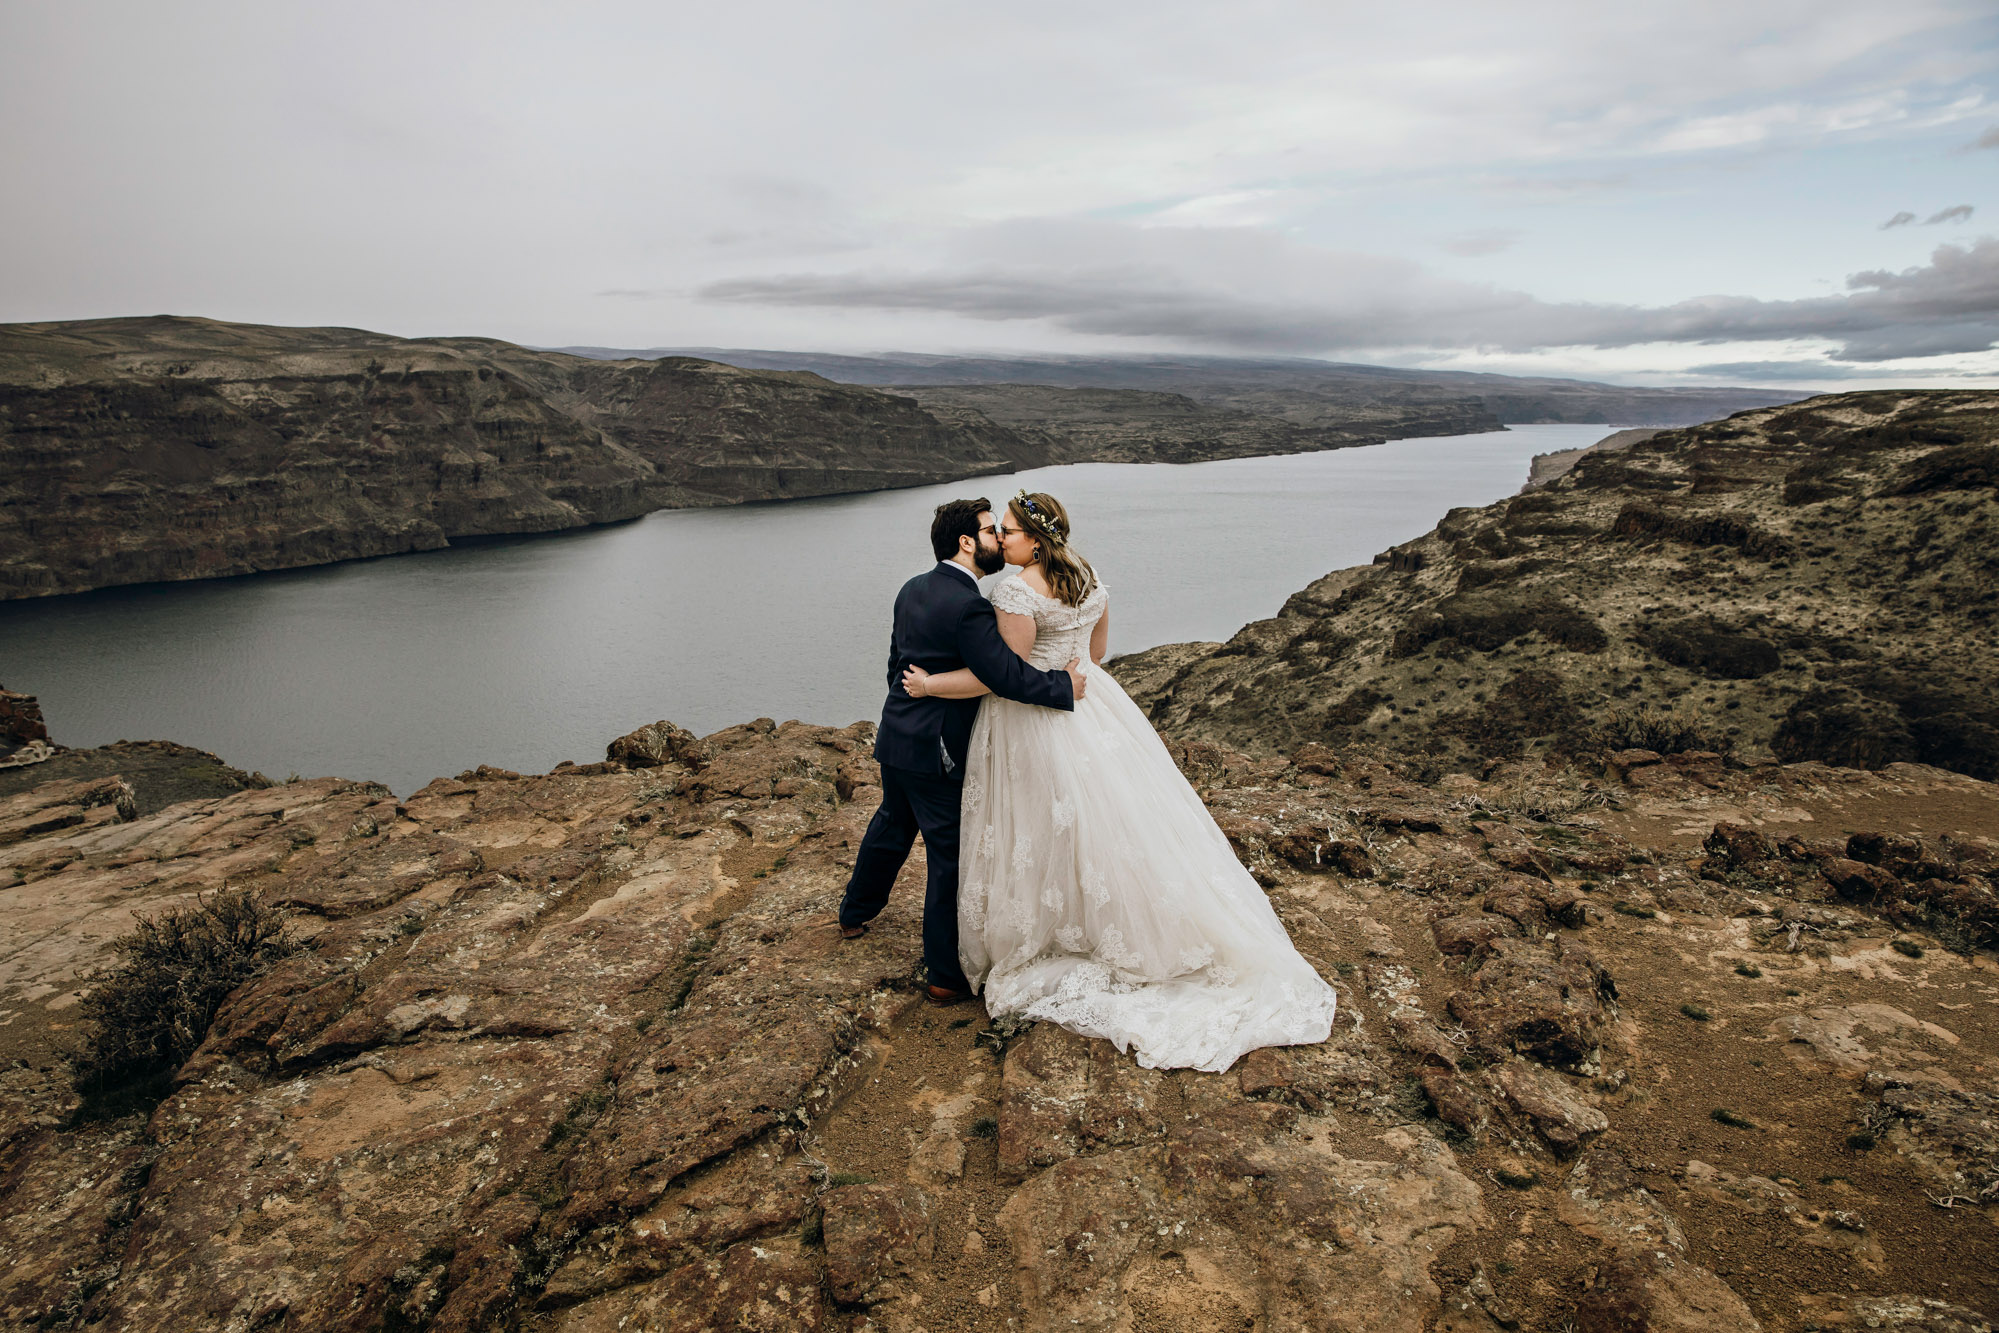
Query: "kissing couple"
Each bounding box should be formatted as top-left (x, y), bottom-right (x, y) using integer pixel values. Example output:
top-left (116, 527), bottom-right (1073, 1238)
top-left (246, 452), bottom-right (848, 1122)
top-left (837, 493), bottom-right (1336, 1072)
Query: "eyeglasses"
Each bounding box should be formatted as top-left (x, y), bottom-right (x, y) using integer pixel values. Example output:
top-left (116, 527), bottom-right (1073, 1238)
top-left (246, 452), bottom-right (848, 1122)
top-left (993, 524), bottom-right (1025, 537)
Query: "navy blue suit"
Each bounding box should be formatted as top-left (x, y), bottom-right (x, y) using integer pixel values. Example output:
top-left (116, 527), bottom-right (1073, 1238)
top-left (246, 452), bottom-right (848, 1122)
top-left (841, 562), bottom-right (1075, 990)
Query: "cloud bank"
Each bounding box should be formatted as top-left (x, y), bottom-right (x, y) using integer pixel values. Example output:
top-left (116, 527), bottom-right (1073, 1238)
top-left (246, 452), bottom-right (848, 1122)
top-left (701, 229), bottom-right (1999, 363)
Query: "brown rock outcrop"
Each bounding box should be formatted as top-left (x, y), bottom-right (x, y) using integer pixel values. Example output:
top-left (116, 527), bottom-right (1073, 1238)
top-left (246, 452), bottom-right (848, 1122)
top-left (0, 685), bottom-right (51, 752)
top-left (2, 724), bottom-right (1997, 1328)
top-left (1120, 391), bottom-right (1999, 784)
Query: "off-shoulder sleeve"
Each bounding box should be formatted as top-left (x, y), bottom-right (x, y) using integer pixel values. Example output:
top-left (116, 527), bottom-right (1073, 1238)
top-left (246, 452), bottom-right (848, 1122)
top-left (989, 577), bottom-right (1040, 617)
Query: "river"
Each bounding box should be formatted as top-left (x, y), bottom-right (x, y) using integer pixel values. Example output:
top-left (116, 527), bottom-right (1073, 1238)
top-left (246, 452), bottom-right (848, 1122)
top-left (0, 424), bottom-right (1613, 793)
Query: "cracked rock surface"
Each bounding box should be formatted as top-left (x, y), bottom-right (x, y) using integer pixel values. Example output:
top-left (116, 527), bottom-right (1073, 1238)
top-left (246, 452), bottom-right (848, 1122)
top-left (1, 713), bottom-right (1995, 1329)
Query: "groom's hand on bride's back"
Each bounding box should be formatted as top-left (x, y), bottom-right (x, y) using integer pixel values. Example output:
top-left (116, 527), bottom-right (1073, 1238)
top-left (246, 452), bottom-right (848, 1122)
top-left (1066, 658), bottom-right (1087, 700)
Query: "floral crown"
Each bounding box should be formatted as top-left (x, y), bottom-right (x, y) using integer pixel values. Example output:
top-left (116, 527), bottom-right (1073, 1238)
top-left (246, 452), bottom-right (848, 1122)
top-left (1012, 490), bottom-right (1065, 541)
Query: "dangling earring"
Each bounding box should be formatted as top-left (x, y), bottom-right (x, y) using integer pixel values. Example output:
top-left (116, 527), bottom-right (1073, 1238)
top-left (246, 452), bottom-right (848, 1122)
top-left (1029, 544), bottom-right (1041, 563)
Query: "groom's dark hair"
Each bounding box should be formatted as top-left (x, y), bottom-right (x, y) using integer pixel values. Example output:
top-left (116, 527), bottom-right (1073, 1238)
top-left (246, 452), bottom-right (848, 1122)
top-left (931, 497), bottom-right (990, 562)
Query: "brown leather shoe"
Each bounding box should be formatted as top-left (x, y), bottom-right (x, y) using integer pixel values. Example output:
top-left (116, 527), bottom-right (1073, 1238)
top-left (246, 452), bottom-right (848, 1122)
top-left (838, 923), bottom-right (869, 940)
top-left (924, 983), bottom-right (973, 1006)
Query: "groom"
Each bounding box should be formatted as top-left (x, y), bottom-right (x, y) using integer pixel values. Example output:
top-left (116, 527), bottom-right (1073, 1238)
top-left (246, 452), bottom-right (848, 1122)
top-left (839, 497), bottom-right (1086, 1003)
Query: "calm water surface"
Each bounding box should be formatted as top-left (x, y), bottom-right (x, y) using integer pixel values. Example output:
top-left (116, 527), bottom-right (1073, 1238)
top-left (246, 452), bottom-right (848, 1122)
top-left (0, 425), bottom-right (1613, 793)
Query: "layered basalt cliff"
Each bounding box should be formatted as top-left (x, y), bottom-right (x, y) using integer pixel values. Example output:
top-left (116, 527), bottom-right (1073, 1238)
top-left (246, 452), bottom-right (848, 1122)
top-left (589, 348), bottom-right (1806, 429)
top-left (2, 721), bottom-right (1995, 1330)
top-left (0, 317), bottom-right (1029, 599)
top-left (1119, 391), bottom-right (1999, 782)
top-left (879, 381), bottom-right (1496, 465)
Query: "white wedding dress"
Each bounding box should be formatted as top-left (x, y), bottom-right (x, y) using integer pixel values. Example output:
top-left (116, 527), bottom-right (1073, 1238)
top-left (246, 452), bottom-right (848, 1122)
top-left (958, 571), bottom-right (1338, 1072)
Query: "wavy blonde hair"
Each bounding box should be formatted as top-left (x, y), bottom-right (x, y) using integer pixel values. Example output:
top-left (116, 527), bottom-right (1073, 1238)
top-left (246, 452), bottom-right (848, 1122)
top-left (1009, 491), bottom-right (1097, 607)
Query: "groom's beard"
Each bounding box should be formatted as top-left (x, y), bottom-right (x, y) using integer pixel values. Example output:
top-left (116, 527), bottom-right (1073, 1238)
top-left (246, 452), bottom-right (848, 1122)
top-left (973, 544), bottom-right (1005, 575)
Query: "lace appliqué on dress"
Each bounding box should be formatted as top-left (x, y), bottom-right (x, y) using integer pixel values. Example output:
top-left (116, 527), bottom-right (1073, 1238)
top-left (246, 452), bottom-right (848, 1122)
top-left (988, 576), bottom-right (1044, 617)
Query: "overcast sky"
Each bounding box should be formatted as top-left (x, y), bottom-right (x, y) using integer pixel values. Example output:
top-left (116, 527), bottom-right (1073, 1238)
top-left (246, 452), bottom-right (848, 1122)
top-left (3, 1), bottom-right (1996, 387)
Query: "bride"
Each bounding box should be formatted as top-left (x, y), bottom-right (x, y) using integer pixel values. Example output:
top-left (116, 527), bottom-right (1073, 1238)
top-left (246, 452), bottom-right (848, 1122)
top-left (902, 490), bottom-right (1337, 1072)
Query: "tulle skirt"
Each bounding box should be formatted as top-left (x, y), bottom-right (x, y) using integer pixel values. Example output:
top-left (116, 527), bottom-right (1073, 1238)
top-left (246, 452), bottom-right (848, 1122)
top-left (957, 663), bottom-right (1337, 1072)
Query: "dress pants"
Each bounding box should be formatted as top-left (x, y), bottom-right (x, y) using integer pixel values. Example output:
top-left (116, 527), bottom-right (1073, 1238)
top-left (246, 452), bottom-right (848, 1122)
top-left (839, 762), bottom-right (968, 992)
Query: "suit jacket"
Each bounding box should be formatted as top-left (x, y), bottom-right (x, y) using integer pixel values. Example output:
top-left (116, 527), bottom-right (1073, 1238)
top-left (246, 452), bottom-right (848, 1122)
top-left (873, 564), bottom-right (1075, 777)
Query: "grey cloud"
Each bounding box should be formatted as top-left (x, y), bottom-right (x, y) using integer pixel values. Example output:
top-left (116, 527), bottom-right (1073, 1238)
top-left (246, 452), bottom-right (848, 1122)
top-left (1441, 229), bottom-right (1521, 257)
top-left (1684, 360), bottom-right (1915, 381)
top-left (1925, 204), bottom-right (1975, 224)
top-left (1479, 175), bottom-right (1629, 196)
top-left (699, 232), bottom-right (1999, 363)
top-left (1880, 211), bottom-right (1917, 228)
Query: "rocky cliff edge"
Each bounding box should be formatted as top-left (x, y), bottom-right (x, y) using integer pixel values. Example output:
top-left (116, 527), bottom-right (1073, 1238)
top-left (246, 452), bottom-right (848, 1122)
top-left (1119, 390), bottom-right (1999, 786)
top-left (1, 716), bottom-right (1995, 1331)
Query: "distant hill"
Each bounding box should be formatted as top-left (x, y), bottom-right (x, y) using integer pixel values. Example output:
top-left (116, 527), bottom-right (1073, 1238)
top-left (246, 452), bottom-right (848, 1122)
top-left (554, 347), bottom-right (1810, 428)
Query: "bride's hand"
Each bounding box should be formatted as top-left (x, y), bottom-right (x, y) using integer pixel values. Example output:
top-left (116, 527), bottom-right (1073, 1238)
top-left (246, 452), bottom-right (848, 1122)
top-left (902, 665), bottom-right (933, 698)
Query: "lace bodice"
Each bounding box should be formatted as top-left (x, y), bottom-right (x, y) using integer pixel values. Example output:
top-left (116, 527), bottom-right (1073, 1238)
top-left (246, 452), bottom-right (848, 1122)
top-left (990, 573), bottom-right (1108, 669)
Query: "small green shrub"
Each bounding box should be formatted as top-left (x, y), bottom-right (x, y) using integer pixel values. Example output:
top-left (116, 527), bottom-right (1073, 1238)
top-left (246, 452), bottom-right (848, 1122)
top-left (1846, 1131), bottom-right (1877, 1151)
top-left (1494, 1166), bottom-right (1540, 1189)
top-left (1890, 939), bottom-right (1924, 958)
top-left (826, 1172), bottom-right (875, 1187)
top-left (1712, 1108), bottom-right (1755, 1129)
top-left (69, 890), bottom-right (300, 1117)
top-left (970, 1116), bottom-right (999, 1139)
top-left (1613, 902), bottom-right (1657, 919)
top-left (1734, 962), bottom-right (1762, 978)
top-left (1681, 1003), bottom-right (1711, 1022)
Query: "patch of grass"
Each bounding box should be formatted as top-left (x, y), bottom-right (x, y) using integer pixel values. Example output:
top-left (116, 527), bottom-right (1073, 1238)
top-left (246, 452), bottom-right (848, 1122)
top-left (1890, 938), bottom-right (1925, 958)
top-left (526, 1183), bottom-right (569, 1209)
top-left (1612, 902), bottom-right (1657, 919)
top-left (1845, 1131), bottom-right (1877, 1151)
top-left (1334, 961), bottom-right (1357, 977)
top-left (970, 1116), bottom-right (999, 1139)
top-left (661, 928), bottom-right (717, 1013)
top-left (543, 1089), bottom-right (611, 1150)
top-left (1494, 1166), bottom-right (1540, 1189)
top-left (1784, 987), bottom-right (1802, 997)
top-left (1680, 1003), bottom-right (1711, 1022)
top-left (1712, 1108), bottom-right (1756, 1129)
top-left (68, 890), bottom-right (300, 1119)
top-left (948, 1017), bottom-right (974, 1029)
top-left (1734, 962), bottom-right (1762, 978)
top-left (826, 1172), bottom-right (875, 1188)
top-left (1494, 1261), bottom-right (1517, 1276)
top-left (1586, 705), bottom-right (1731, 757)
top-left (975, 1013), bottom-right (1035, 1057)
top-left (800, 1209), bottom-right (824, 1247)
